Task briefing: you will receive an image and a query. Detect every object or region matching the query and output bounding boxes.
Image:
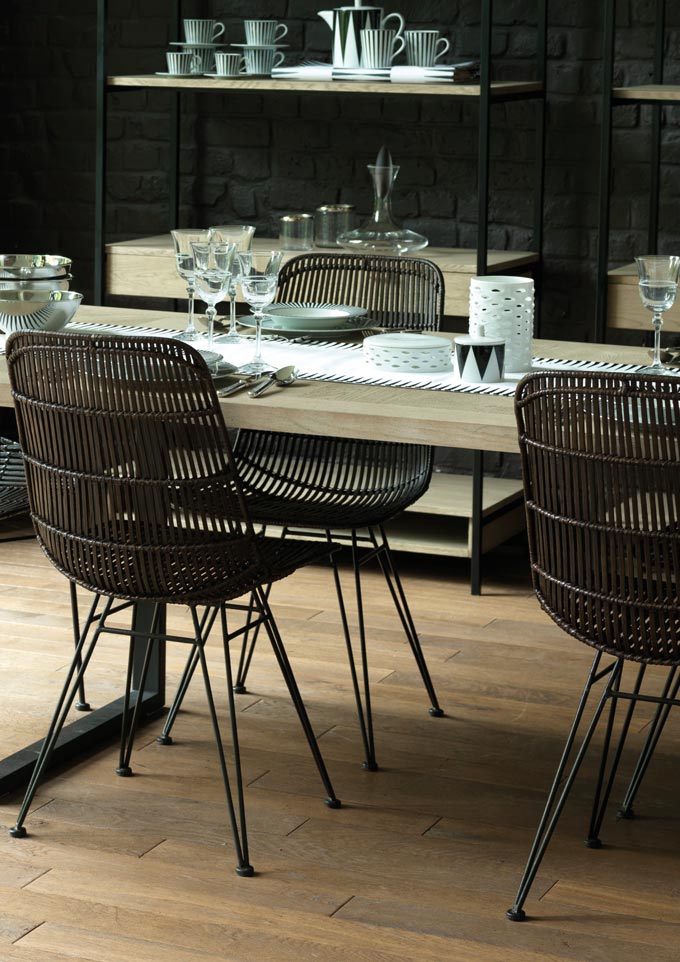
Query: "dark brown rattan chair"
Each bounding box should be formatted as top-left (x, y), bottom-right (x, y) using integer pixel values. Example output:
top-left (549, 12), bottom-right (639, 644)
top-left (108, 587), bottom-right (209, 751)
top-left (5, 331), bottom-right (341, 877)
top-left (157, 253), bottom-right (445, 772)
top-left (507, 370), bottom-right (680, 921)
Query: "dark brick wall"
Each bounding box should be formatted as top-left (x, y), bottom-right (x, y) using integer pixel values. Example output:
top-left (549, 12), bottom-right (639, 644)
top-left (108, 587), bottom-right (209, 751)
top-left (2, 0), bottom-right (680, 346)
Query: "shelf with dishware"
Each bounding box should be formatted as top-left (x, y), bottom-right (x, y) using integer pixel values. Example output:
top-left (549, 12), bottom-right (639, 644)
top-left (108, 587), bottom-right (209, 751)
top-left (607, 263), bottom-right (680, 332)
top-left (106, 73), bottom-right (543, 100)
top-left (105, 234), bottom-right (539, 318)
top-left (611, 84), bottom-right (680, 104)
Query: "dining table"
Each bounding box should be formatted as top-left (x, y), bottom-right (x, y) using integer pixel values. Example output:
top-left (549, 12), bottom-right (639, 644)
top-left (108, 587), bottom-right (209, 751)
top-left (0, 303), bottom-right (656, 795)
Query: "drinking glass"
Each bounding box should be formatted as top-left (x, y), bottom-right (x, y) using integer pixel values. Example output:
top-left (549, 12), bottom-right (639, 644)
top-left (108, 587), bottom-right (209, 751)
top-left (190, 242), bottom-right (236, 350)
top-left (238, 250), bottom-right (283, 375)
top-left (171, 228), bottom-right (211, 341)
top-left (207, 225), bottom-right (256, 343)
top-left (636, 254), bottom-right (680, 374)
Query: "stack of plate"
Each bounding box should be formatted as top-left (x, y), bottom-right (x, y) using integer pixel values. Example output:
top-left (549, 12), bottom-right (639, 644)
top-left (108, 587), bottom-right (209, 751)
top-left (242, 302), bottom-right (369, 336)
top-left (0, 255), bottom-right (82, 333)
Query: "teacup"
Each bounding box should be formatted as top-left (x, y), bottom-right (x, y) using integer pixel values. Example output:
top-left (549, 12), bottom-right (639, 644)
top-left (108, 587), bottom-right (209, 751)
top-left (166, 51), bottom-right (197, 75)
top-left (242, 47), bottom-right (285, 76)
top-left (214, 52), bottom-right (244, 77)
top-left (183, 45), bottom-right (215, 74)
top-left (244, 20), bottom-right (288, 45)
top-left (360, 28), bottom-right (405, 69)
top-left (404, 30), bottom-right (450, 67)
top-left (183, 18), bottom-right (225, 45)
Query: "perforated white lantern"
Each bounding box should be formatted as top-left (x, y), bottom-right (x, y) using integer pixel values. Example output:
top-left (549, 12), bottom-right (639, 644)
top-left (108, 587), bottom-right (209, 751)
top-left (468, 275), bottom-right (534, 373)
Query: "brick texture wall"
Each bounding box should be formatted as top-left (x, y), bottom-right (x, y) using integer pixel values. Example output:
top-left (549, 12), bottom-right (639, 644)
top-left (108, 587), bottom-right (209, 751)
top-left (2, 0), bottom-right (679, 346)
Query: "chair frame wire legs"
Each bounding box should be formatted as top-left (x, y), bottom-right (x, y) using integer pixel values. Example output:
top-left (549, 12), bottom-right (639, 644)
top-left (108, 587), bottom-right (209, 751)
top-left (69, 581), bottom-right (91, 712)
top-left (157, 588), bottom-right (341, 810)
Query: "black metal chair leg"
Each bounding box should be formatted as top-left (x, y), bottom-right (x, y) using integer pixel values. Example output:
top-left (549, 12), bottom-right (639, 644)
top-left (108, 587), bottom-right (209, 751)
top-left (156, 608), bottom-right (218, 744)
top-left (69, 581), bottom-right (91, 711)
top-left (587, 664), bottom-right (645, 843)
top-left (11, 595), bottom-right (111, 838)
top-left (234, 588), bottom-right (268, 693)
top-left (117, 605), bottom-right (160, 776)
top-left (506, 655), bottom-right (620, 922)
top-left (373, 525), bottom-right (443, 717)
top-left (192, 607), bottom-right (254, 877)
top-left (255, 586), bottom-right (341, 809)
top-left (619, 666), bottom-right (680, 818)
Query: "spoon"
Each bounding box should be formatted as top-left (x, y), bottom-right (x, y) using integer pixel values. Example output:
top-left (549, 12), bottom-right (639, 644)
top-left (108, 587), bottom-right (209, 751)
top-left (248, 365), bottom-right (297, 398)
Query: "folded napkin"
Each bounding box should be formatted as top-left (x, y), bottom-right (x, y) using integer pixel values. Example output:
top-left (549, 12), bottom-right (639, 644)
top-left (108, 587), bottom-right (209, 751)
top-left (390, 62), bottom-right (481, 84)
top-left (272, 64), bottom-right (333, 80)
top-left (272, 60), bottom-right (480, 84)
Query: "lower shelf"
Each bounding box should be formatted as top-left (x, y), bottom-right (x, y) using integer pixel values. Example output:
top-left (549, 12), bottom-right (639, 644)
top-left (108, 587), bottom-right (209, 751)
top-left (105, 234), bottom-right (539, 318)
top-left (265, 473), bottom-right (526, 559)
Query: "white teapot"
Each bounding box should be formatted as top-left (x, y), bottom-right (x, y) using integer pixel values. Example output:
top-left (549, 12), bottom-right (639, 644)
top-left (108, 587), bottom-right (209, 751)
top-left (318, 0), bottom-right (405, 68)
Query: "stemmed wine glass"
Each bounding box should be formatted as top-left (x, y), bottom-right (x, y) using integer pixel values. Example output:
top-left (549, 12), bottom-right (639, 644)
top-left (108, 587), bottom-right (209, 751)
top-left (238, 250), bottom-right (283, 376)
top-left (170, 228), bottom-right (211, 341)
top-left (190, 241), bottom-right (237, 350)
top-left (208, 225), bottom-right (256, 343)
top-left (636, 254), bottom-right (680, 375)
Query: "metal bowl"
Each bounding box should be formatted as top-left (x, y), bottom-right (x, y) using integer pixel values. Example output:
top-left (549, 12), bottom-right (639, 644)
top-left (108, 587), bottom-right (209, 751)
top-left (0, 275), bottom-right (72, 293)
top-left (0, 290), bottom-right (83, 334)
top-left (0, 254), bottom-right (72, 279)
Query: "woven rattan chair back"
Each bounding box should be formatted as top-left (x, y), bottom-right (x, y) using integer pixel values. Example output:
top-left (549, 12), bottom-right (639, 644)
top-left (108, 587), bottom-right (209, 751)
top-left (0, 436), bottom-right (29, 520)
top-left (516, 371), bottom-right (680, 666)
top-left (276, 252), bottom-right (445, 331)
top-left (6, 331), bottom-right (262, 604)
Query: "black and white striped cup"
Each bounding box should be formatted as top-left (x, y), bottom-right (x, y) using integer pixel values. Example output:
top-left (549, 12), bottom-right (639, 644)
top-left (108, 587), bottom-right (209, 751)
top-left (165, 51), bottom-right (198, 75)
top-left (214, 52), bottom-right (244, 76)
top-left (454, 335), bottom-right (506, 384)
top-left (360, 28), bottom-right (405, 69)
top-left (244, 20), bottom-right (288, 45)
top-left (242, 47), bottom-right (285, 75)
top-left (404, 30), bottom-right (450, 67)
top-left (183, 19), bottom-right (225, 44)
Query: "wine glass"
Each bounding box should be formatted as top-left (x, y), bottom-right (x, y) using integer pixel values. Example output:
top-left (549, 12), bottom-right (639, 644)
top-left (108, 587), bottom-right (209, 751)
top-left (190, 242), bottom-right (237, 350)
top-left (238, 250), bottom-right (283, 376)
top-left (208, 225), bottom-right (256, 344)
top-left (636, 254), bottom-right (680, 375)
top-left (170, 228), bottom-right (211, 341)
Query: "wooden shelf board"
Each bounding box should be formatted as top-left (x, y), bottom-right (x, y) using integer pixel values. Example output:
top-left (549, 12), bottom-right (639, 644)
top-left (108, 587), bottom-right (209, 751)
top-left (607, 264), bottom-right (680, 332)
top-left (404, 472), bottom-right (524, 519)
top-left (105, 235), bottom-right (539, 317)
top-left (107, 75), bottom-right (543, 100)
top-left (612, 84), bottom-right (680, 103)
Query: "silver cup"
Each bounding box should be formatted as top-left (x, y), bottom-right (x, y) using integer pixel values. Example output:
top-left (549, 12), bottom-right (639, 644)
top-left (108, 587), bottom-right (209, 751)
top-left (404, 30), bottom-right (450, 67)
top-left (360, 28), bottom-right (405, 69)
top-left (244, 20), bottom-right (288, 45)
top-left (314, 205), bottom-right (355, 248)
top-left (242, 47), bottom-right (285, 75)
top-left (183, 19), bottom-right (225, 44)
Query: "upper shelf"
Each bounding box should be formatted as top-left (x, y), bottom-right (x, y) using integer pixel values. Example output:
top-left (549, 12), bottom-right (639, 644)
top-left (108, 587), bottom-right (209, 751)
top-left (107, 75), bottom-right (543, 100)
top-left (612, 84), bottom-right (680, 104)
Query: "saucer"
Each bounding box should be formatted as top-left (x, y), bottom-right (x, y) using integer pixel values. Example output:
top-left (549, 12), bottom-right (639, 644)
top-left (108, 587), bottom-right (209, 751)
top-left (170, 41), bottom-right (227, 49)
top-left (155, 72), bottom-right (198, 78)
top-left (231, 42), bottom-right (289, 49)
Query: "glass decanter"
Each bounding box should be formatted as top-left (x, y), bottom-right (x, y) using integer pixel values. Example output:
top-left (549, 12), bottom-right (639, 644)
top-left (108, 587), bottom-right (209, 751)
top-left (337, 146), bottom-right (428, 254)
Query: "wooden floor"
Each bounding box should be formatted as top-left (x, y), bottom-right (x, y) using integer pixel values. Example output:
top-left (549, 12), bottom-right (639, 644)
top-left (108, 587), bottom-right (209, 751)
top-left (1, 523), bottom-right (680, 962)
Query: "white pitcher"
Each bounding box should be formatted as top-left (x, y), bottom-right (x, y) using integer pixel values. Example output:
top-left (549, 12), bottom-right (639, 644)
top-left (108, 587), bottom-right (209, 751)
top-left (318, 0), bottom-right (405, 68)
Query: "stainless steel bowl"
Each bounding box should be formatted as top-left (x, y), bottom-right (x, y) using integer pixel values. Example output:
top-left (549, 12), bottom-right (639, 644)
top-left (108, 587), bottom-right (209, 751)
top-left (0, 290), bottom-right (83, 334)
top-left (0, 254), bottom-right (72, 279)
top-left (0, 275), bottom-right (72, 293)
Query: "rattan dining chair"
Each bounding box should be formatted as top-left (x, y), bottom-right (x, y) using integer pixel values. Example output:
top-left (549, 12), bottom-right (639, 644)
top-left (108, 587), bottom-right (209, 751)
top-left (507, 370), bottom-right (680, 922)
top-left (157, 253), bottom-right (445, 772)
top-left (0, 436), bottom-right (30, 524)
top-left (5, 330), bottom-right (341, 877)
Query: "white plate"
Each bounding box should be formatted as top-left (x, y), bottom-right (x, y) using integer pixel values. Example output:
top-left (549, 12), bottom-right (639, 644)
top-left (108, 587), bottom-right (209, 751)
top-left (169, 41), bottom-right (227, 48)
top-left (264, 302), bottom-right (367, 330)
top-left (239, 316), bottom-right (373, 338)
top-left (230, 42), bottom-right (289, 49)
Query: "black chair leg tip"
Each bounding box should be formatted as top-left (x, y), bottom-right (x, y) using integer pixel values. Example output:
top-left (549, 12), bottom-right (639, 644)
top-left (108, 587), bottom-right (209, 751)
top-left (361, 760), bottom-right (379, 772)
top-left (506, 907), bottom-right (526, 922)
top-left (9, 826), bottom-right (27, 838)
top-left (236, 864), bottom-right (255, 877)
top-left (156, 734), bottom-right (173, 746)
top-left (585, 837), bottom-right (602, 849)
top-left (233, 683), bottom-right (248, 695)
top-left (75, 701), bottom-right (92, 712)
top-left (325, 797), bottom-right (342, 809)
top-left (617, 806), bottom-right (635, 820)
top-left (429, 706), bottom-right (444, 717)
top-left (116, 765), bottom-right (133, 777)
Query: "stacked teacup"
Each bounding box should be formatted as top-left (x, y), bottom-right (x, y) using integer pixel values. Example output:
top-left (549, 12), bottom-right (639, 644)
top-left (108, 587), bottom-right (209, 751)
top-left (230, 19), bottom-right (288, 76)
top-left (165, 18), bottom-right (227, 76)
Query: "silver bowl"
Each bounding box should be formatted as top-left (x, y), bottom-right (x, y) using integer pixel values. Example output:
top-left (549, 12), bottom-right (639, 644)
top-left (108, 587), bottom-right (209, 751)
top-left (0, 254), bottom-right (72, 279)
top-left (0, 290), bottom-right (83, 334)
top-left (0, 275), bottom-right (72, 293)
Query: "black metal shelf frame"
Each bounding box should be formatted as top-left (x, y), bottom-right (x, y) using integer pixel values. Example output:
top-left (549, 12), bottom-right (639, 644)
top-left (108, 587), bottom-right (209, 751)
top-left (595, 0), bottom-right (666, 342)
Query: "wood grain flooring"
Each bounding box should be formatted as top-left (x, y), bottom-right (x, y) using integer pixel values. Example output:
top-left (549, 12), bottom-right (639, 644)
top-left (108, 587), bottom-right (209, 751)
top-left (1, 522), bottom-right (680, 962)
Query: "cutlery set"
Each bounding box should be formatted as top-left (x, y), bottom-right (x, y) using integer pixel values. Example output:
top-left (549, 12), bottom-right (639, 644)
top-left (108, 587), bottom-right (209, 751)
top-left (215, 364), bottom-right (298, 398)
